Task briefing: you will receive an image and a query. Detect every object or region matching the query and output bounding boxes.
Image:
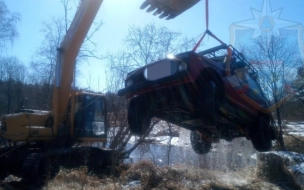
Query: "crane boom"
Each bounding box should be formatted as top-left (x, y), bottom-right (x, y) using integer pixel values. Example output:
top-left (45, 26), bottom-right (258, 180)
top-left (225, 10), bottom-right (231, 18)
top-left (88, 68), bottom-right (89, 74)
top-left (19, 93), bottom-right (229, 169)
top-left (52, 0), bottom-right (103, 135)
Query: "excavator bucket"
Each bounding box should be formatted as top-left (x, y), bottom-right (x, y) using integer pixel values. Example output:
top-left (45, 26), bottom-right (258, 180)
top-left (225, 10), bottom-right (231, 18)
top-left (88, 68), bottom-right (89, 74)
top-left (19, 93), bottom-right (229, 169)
top-left (140, 0), bottom-right (200, 20)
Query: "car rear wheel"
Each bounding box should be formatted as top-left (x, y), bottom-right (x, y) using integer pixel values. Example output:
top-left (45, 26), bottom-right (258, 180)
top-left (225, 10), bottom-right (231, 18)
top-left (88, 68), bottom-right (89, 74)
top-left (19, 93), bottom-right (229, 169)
top-left (250, 116), bottom-right (272, 152)
top-left (190, 130), bottom-right (212, 154)
top-left (128, 96), bottom-right (151, 135)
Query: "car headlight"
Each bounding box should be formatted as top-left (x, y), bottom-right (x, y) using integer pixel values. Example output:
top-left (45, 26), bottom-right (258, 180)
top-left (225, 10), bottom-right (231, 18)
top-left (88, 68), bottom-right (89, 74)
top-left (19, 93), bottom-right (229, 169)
top-left (178, 62), bottom-right (187, 71)
top-left (167, 54), bottom-right (175, 59)
top-left (126, 79), bottom-right (133, 87)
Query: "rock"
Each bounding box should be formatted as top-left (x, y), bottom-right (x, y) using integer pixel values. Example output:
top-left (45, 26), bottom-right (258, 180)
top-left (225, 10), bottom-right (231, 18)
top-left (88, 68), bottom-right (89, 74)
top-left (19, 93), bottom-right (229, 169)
top-left (122, 180), bottom-right (141, 189)
top-left (257, 152), bottom-right (302, 190)
top-left (288, 163), bottom-right (304, 185)
top-left (3, 175), bottom-right (21, 183)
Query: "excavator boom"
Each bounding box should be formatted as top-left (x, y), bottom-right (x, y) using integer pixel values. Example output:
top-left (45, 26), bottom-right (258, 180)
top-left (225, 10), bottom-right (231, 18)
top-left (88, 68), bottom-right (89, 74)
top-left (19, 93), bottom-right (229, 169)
top-left (140, 0), bottom-right (200, 19)
top-left (53, 0), bottom-right (103, 135)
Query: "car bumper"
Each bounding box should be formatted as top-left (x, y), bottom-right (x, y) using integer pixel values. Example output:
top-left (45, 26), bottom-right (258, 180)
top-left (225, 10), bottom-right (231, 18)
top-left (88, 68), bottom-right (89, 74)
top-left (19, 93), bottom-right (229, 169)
top-left (118, 73), bottom-right (191, 98)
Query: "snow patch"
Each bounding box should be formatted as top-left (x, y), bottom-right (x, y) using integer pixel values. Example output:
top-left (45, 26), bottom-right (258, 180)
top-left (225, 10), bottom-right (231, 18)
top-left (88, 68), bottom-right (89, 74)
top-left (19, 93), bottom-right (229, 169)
top-left (284, 121), bottom-right (304, 137)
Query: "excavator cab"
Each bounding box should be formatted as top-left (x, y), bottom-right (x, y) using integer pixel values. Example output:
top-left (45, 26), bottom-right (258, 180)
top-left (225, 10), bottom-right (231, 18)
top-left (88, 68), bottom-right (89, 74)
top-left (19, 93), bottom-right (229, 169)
top-left (73, 93), bottom-right (107, 138)
top-left (69, 91), bottom-right (107, 142)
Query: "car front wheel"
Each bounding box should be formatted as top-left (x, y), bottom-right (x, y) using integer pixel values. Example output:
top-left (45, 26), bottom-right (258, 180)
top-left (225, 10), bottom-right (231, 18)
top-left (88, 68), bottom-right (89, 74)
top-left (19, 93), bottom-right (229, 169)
top-left (128, 96), bottom-right (151, 135)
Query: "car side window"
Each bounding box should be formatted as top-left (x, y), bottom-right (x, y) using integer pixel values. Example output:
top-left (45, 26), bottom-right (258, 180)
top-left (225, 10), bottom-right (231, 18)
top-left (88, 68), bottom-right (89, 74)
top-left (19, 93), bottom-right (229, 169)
top-left (234, 66), bottom-right (249, 84)
top-left (230, 54), bottom-right (250, 84)
top-left (231, 56), bottom-right (264, 98)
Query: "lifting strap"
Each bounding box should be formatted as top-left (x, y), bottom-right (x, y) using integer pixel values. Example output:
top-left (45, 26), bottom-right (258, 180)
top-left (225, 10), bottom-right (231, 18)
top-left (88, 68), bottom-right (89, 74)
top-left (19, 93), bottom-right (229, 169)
top-left (205, 0), bottom-right (209, 29)
top-left (192, 0), bottom-right (226, 52)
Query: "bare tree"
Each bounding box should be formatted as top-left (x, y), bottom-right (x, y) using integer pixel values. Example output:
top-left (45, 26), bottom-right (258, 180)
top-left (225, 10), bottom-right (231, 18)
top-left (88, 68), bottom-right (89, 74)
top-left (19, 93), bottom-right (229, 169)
top-left (30, 0), bottom-right (104, 109)
top-left (280, 65), bottom-right (304, 121)
top-left (104, 22), bottom-right (195, 160)
top-left (107, 22), bottom-right (197, 84)
top-left (104, 53), bottom-right (158, 157)
top-left (124, 22), bottom-right (196, 67)
top-left (0, 57), bottom-right (27, 114)
top-left (294, 66), bottom-right (304, 103)
top-left (243, 33), bottom-right (302, 150)
top-left (84, 70), bottom-right (97, 91)
top-left (0, 0), bottom-right (20, 52)
top-left (30, 17), bottom-right (66, 109)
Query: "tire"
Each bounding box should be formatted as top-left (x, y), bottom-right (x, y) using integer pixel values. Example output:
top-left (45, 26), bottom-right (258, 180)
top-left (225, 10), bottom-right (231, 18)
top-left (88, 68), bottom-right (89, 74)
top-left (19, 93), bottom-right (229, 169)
top-left (197, 80), bottom-right (219, 126)
top-left (250, 116), bottom-right (272, 152)
top-left (128, 96), bottom-right (151, 135)
top-left (190, 130), bottom-right (212, 154)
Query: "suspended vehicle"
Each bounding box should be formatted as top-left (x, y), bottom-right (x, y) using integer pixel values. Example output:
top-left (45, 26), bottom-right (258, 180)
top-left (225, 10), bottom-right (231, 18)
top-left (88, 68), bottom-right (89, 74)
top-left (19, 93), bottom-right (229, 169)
top-left (118, 0), bottom-right (283, 154)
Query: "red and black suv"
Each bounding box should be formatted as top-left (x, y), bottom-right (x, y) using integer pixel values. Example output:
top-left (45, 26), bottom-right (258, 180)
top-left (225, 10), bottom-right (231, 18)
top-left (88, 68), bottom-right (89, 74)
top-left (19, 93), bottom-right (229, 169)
top-left (118, 44), bottom-right (275, 154)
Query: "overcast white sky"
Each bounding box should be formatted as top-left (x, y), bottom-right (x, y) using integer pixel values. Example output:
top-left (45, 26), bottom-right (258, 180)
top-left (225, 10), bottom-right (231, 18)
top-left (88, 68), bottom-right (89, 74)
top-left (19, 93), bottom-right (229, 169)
top-left (3, 0), bottom-right (304, 91)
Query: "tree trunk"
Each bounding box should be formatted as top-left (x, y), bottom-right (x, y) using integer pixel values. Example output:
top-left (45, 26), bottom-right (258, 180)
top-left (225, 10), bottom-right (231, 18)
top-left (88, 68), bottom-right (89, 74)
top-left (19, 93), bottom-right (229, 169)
top-left (274, 96), bottom-right (285, 150)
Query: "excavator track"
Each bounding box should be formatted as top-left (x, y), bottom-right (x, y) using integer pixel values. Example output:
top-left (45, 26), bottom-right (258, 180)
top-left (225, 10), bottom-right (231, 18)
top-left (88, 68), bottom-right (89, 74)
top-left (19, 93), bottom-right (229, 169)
top-left (22, 152), bottom-right (49, 183)
top-left (21, 147), bottom-right (116, 182)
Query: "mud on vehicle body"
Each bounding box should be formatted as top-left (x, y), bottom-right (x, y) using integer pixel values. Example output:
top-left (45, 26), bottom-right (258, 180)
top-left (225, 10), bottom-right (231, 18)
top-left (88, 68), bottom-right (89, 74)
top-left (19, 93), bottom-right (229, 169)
top-left (118, 44), bottom-right (276, 154)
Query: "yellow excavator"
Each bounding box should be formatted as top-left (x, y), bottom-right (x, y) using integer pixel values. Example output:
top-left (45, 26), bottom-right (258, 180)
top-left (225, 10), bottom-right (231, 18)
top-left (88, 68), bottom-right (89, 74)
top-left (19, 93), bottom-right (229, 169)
top-left (0, 0), bottom-right (199, 182)
top-left (0, 0), bottom-right (110, 182)
top-left (1, 0), bottom-right (106, 145)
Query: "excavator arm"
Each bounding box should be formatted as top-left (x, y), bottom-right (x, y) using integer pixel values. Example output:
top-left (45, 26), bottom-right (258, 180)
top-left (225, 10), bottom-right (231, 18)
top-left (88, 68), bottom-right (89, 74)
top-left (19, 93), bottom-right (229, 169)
top-left (140, 0), bottom-right (200, 19)
top-left (52, 0), bottom-right (103, 135)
